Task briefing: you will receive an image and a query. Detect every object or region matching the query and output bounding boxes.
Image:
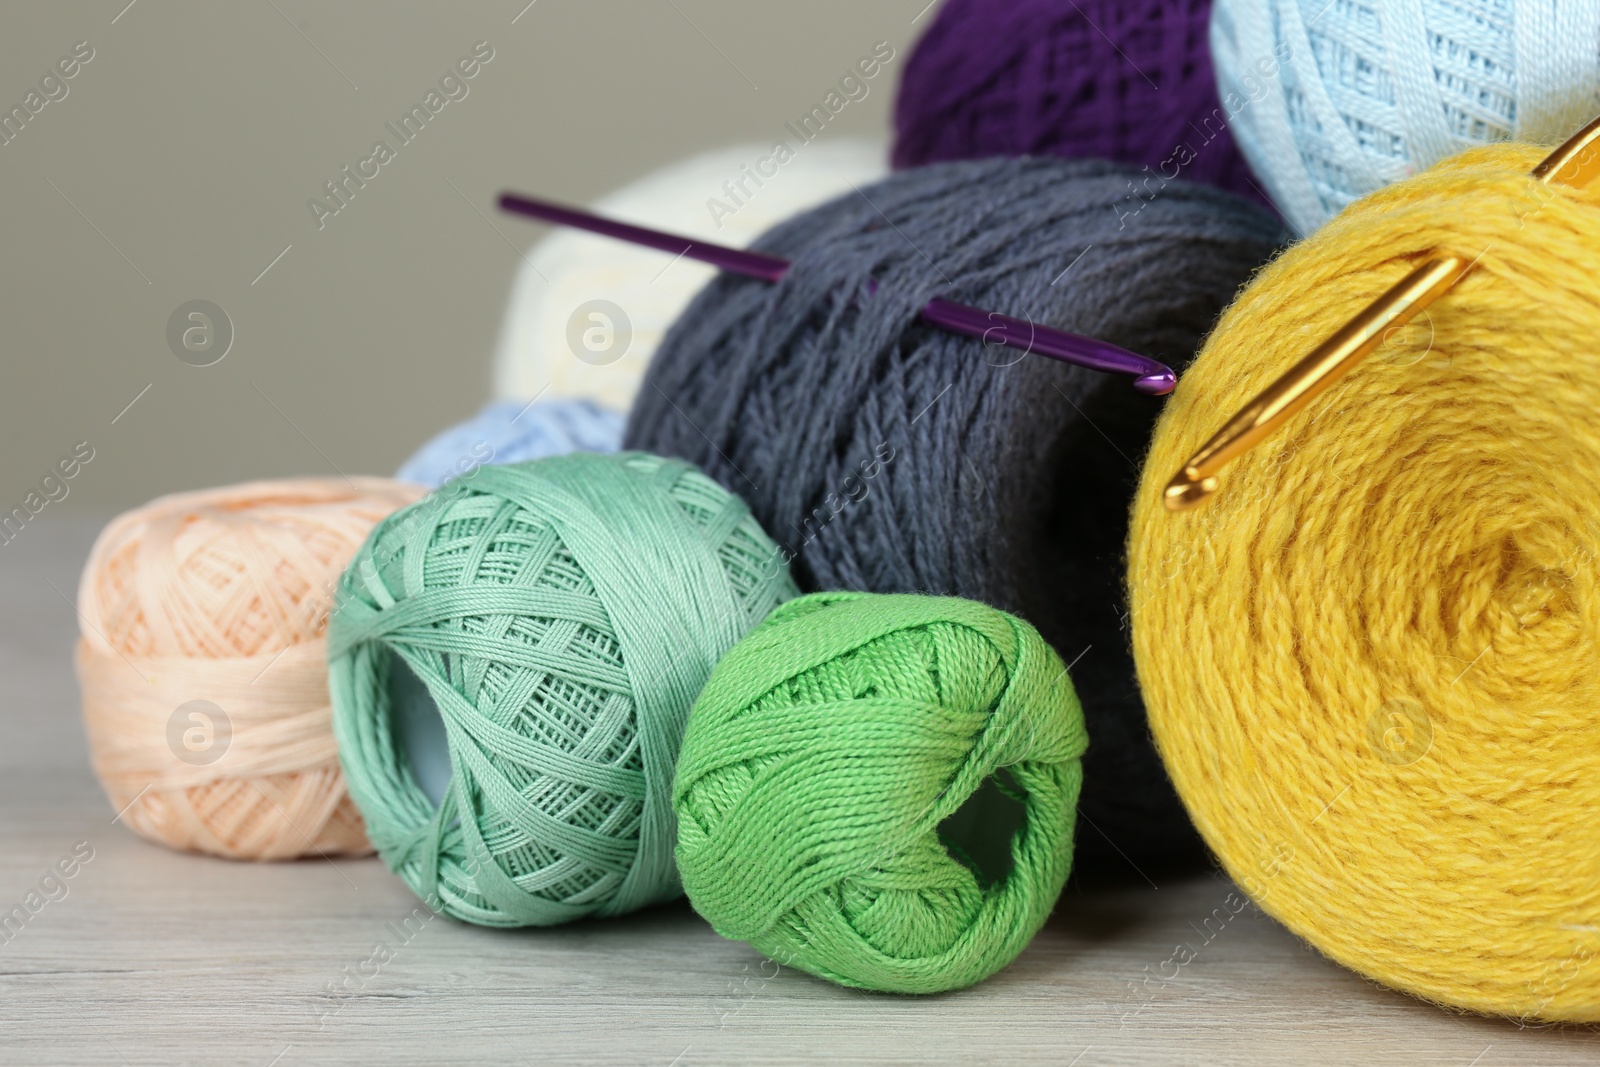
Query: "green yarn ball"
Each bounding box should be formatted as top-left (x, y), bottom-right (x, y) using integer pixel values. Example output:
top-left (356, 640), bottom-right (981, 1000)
top-left (673, 591), bottom-right (1088, 993)
top-left (328, 452), bottom-right (796, 926)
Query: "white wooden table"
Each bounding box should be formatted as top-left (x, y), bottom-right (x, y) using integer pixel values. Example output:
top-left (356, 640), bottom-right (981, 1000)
top-left (2, 520), bottom-right (1594, 1065)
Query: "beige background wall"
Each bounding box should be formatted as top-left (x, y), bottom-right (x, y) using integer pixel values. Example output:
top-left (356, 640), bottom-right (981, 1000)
top-left (0, 0), bottom-right (923, 514)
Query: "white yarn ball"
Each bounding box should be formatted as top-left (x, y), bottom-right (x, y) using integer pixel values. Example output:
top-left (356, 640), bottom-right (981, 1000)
top-left (492, 137), bottom-right (890, 410)
top-left (1213, 0), bottom-right (1600, 235)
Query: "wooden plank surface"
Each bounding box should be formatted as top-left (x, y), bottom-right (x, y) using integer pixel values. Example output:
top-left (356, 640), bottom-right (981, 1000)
top-left (1, 521), bottom-right (1595, 1065)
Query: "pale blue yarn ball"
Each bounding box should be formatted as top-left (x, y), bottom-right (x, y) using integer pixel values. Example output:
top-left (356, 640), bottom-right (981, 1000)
top-left (1213, 0), bottom-right (1600, 234)
top-left (396, 399), bottom-right (623, 488)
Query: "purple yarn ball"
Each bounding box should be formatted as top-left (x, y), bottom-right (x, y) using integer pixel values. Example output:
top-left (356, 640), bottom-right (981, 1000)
top-left (893, 0), bottom-right (1263, 203)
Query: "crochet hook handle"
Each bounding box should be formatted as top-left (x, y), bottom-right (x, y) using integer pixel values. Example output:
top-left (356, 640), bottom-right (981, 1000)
top-left (498, 192), bottom-right (1176, 395)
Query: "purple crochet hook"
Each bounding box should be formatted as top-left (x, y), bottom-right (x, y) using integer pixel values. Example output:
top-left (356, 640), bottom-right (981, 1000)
top-left (498, 192), bottom-right (1177, 395)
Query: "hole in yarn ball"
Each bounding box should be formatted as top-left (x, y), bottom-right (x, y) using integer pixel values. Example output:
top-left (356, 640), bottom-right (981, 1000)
top-left (384, 651), bottom-right (452, 809)
top-left (936, 768), bottom-right (1026, 890)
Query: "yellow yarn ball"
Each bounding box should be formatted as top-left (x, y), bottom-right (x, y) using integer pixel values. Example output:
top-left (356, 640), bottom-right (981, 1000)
top-left (1129, 142), bottom-right (1600, 1022)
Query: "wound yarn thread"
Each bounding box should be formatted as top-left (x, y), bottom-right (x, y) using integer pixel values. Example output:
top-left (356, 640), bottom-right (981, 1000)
top-left (675, 591), bottom-right (1087, 994)
top-left (492, 138), bottom-right (888, 412)
top-left (396, 399), bottom-right (623, 489)
top-left (628, 156), bottom-right (1285, 875)
top-left (75, 477), bottom-right (423, 860)
top-left (893, 0), bottom-right (1262, 203)
top-left (1129, 143), bottom-right (1600, 1021)
top-left (329, 451), bottom-right (797, 926)
top-left (1213, 0), bottom-right (1600, 234)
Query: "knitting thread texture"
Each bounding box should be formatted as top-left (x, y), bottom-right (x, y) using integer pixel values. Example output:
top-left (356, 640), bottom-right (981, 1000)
top-left (1214, 0), bottom-right (1600, 233)
top-left (1130, 143), bottom-right (1600, 1021)
top-left (895, 0), bottom-right (1261, 203)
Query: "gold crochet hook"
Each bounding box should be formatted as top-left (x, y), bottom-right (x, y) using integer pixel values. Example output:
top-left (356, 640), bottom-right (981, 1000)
top-left (1163, 113), bottom-right (1600, 512)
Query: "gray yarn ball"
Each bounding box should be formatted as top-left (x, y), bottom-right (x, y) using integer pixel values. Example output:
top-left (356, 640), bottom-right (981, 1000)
top-left (626, 156), bottom-right (1287, 878)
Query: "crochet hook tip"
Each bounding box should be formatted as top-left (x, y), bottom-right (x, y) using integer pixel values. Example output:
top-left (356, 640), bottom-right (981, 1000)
top-left (1163, 470), bottom-right (1217, 511)
top-left (1135, 370), bottom-right (1177, 396)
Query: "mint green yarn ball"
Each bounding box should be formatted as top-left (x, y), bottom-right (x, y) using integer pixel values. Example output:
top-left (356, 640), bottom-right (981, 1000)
top-left (674, 592), bottom-right (1088, 993)
top-left (328, 452), bottom-right (796, 927)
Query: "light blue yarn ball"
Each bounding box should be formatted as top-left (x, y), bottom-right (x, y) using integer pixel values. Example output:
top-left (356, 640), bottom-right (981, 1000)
top-left (1213, 0), bottom-right (1600, 234)
top-left (396, 399), bottom-right (623, 489)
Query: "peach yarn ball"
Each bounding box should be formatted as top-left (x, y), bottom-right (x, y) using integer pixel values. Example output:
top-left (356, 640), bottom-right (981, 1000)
top-left (75, 477), bottom-right (422, 860)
